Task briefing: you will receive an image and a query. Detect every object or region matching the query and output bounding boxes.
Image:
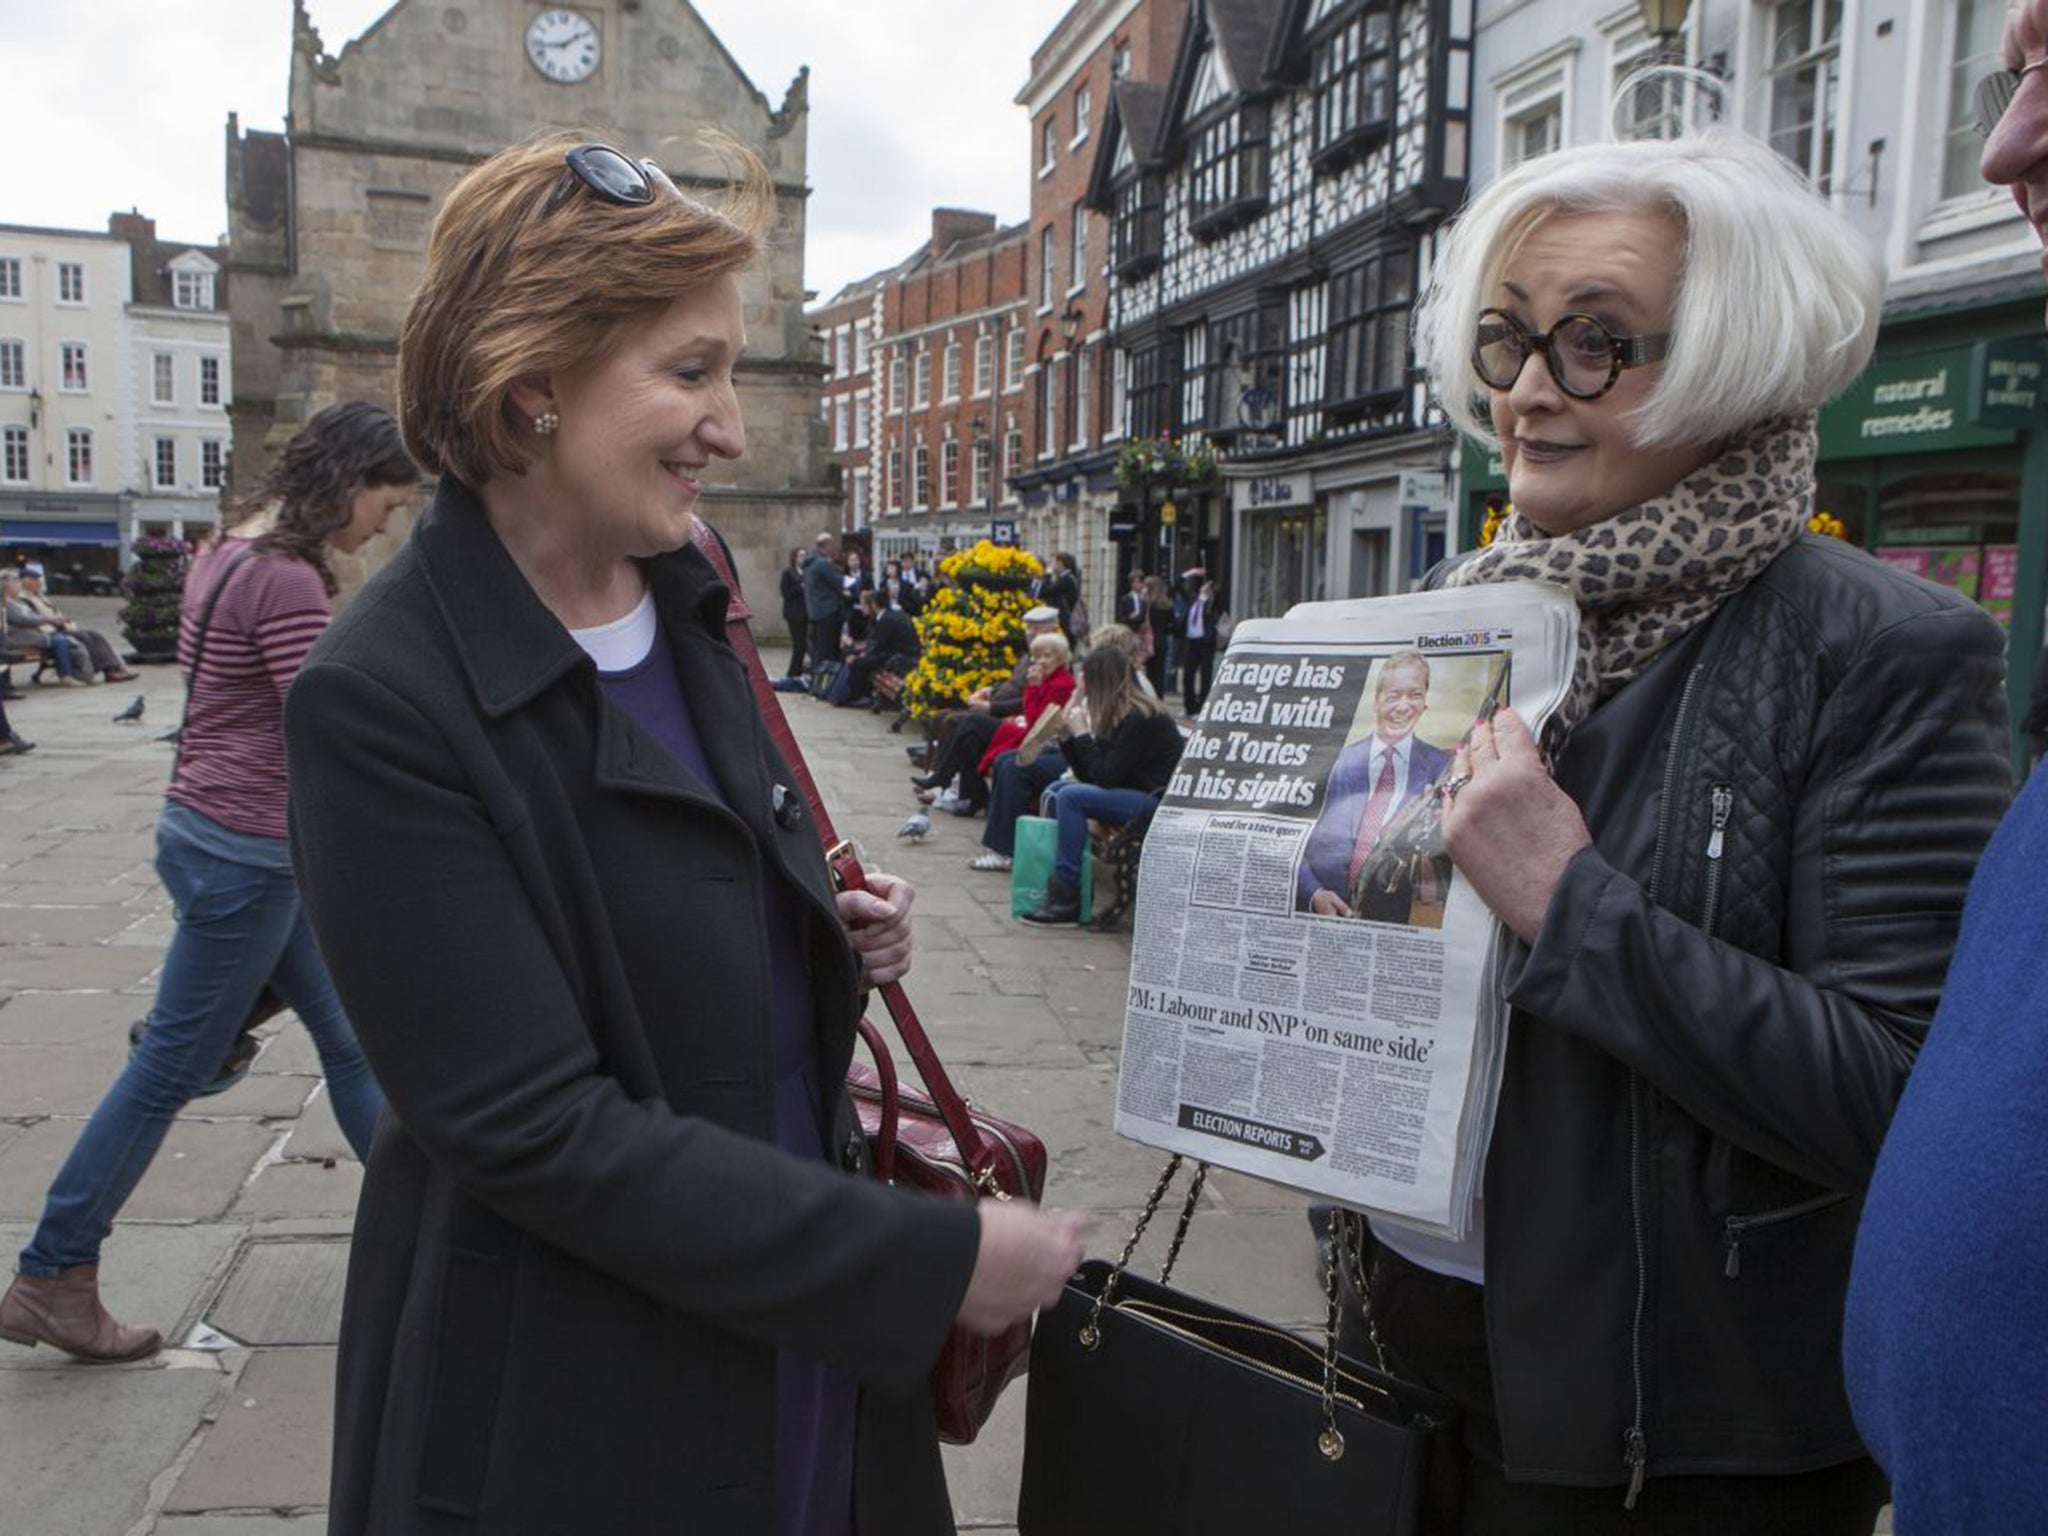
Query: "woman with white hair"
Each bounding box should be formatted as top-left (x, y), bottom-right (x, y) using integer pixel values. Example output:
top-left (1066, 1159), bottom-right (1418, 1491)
top-left (1332, 130), bottom-right (2012, 1531)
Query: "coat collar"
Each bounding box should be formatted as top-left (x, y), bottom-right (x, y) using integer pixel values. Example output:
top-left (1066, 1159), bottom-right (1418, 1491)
top-left (411, 477), bottom-right (732, 720)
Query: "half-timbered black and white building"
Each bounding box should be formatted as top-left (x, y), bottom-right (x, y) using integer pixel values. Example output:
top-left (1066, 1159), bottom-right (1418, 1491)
top-left (1088, 0), bottom-right (1473, 618)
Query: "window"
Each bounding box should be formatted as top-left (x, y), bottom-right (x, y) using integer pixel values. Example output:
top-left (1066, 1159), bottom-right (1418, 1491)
top-left (942, 438), bottom-right (960, 505)
top-left (61, 342), bottom-right (87, 391)
top-left (200, 356), bottom-right (221, 406)
top-left (889, 355), bottom-right (905, 412)
top-left (1612, 25), bottom-right (1686, 141)
top-left (1942, 0), bottom-right (2008, 199)
top-left (1506, 98), bottom-right (1563, 166)
top-left (913, 442), bottom-right (930, 508)
top-left (913, 350), bottom-right (931, 409)
top-left (971, 439), bottom-right (992, 505)
top-left (57, 262), bottom-right (84, 303)
top-left (854, 395), bottom-right (871, 448)
top-left (173, 270), bottom-right (215, 310)
top-left (1310, 3), bottom-right (1394, 170)
top-left (942, 339), bottom-right (962, 402)
top-left (0, 258), bottom-right (20, 299)
top-left (887, 448), bottom-right (903, 510)
top-left (1074, 85), bottom-right (1092, 144)
top-left (1189, 104), bottom-right (1271, 236)
top-left (1005, 328), bottom-right (1026, 391)
top-left (1112, 43), bottom-right (1132, 79)
top-left (1128, 346), bottom-right (1170, 441)
top-left (1325, 251), bottom-right (1413, 407)
top-left (1766, 1), bottom-right (1841, 192)
top-left (202, 440), bottom-right (225, 490)
top-left (1114, 173), bottom-right (1164, 279)
top-left (152, 352), bottom-right (175, 404)
top-left (1288, 281), bottom-right (1330, 443)
top-left (834, 398), bottom-right (850, 450)
top-left (834, 327), bottom-right (851, 379)
top-left (854, 320), bottom-right (872, 374)
top-left (1073, 345), bottom-right (1093, 450)
top-left (974, 331), bottom-right (994, 396)
top-left (1110, 348), bottom-right (1130, 440)
top-left (66, 427), bottom-right (93, 484)
top-left (2, 426), bottom-right (26, 483)
top-left (851, 467), bottom-right (870, 524)
top-left (1070, 207), bottom-right (1090, 292)
top-left (1004, 428), bottom-right (1022, 490)
top-left (1036, 353), bottom-right (1057, 457)
top-left (1040, 226), bottom-right (1057, 308)
top-left (1178, 326), bottom-right (1209, 431)
top-left (0, 339), bottom-right (22, 390)
top-left (154, 437), bottom-right (177, 488)
top-left (1040, 119), bottom-right (1058, 174)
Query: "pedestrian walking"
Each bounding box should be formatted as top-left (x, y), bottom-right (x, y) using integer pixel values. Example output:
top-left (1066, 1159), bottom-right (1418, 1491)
top-left (0, 402), bottom-right (410, 1364)
top-left (1331, 129), bottom-right (2010, 1532)
top-left (282, 135), bottom-right (1083, 1536)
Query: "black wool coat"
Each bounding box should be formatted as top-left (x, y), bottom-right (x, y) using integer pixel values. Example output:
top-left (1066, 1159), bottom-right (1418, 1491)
top-left (286, 483), bottom-right (980, 1536)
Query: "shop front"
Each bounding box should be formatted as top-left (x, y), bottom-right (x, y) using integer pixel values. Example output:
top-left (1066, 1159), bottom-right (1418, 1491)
top-left (0, 495), bottom-right (132, 593)
top-left (1227, 448), bottom-right (1450, 621)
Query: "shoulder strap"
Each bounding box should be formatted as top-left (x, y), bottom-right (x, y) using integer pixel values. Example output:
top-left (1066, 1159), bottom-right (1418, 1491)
top-left (689, 521), bottom-right (999, 1176)
top-left (173, 544), bottom-right (260, 771)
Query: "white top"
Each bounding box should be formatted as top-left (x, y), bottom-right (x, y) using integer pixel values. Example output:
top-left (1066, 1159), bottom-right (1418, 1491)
top-left (569, 590), bottom-right (658, 672)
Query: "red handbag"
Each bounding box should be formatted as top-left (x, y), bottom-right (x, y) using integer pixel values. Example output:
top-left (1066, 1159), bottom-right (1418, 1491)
top-left (692, 524), bottom-right (1050, 1444)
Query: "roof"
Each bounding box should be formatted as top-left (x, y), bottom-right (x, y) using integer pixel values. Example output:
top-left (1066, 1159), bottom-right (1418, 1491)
top-left (1206, 0), bottom-right (1279, 94)
top-left (1116, 80), bottom-right (1171, 165)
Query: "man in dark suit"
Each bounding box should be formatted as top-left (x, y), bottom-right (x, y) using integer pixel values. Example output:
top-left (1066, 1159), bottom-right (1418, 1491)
top-left (1298, 651), bottom-right (1451, 919)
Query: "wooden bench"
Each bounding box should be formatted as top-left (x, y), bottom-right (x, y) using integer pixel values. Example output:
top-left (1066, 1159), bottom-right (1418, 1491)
top-left (1084, 790), bottom-right (1164, 934)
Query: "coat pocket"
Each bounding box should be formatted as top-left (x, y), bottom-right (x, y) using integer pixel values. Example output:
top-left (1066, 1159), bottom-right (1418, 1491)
top-left (415, 1246), bottom-right (517, 1518)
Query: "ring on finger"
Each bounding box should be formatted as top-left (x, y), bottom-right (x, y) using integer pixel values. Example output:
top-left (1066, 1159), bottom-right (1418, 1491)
top-left (1441, 772), bottom-right (1473, 801)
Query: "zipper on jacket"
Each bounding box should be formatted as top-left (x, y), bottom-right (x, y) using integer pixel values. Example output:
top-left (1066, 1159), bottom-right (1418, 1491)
top-left (1622, 658), bottom-right (1708, 1507)
top-left (1721, 1192), bottom-right (1850, 1279)
top-left (1698, 784), bottom-right (1734, 937)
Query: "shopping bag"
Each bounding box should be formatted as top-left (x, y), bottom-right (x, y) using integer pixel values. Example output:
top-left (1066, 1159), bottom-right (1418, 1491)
top-left (1011, 815), bottom-right (1091, 918)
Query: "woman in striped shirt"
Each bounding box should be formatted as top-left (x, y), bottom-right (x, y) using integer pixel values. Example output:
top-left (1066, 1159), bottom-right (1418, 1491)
top-left (0, 403), bottom-right (417, 1363)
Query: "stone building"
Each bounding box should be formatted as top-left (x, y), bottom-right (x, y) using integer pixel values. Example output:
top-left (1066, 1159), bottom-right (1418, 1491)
top-left (225, 0), bottom-right (833, 602)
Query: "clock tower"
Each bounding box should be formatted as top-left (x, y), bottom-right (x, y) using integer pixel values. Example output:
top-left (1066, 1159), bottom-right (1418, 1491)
top-left (226, 0), bottom-right (833, 604)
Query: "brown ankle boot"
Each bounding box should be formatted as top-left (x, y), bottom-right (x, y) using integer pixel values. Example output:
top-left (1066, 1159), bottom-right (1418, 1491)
top-left (0, 1266), bottom-right (162, 1363)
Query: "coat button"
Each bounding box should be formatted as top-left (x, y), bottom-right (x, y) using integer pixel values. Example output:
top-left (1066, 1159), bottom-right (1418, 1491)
top-left (772, 784), bottom-right (804, 829)
top-left (841, 1132), bottom-right (865, 1172)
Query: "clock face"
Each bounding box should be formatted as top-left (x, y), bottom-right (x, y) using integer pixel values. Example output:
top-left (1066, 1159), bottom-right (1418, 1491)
top-left (527, 8), bottom-right (600, 84)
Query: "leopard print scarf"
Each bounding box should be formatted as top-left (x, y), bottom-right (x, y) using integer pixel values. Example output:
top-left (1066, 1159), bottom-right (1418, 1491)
top-left (1444, 413), bottom-right (1816, 742)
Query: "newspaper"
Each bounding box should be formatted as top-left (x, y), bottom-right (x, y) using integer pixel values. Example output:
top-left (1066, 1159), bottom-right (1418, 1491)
top-left (1113, 581), bottom-right (1580, 1239)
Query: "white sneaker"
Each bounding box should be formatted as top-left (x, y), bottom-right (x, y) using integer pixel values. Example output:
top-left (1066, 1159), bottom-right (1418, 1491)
top-left (969, 852), bottom-right (1012, 872)
top-left (933, 790), bottom-right (963, 812)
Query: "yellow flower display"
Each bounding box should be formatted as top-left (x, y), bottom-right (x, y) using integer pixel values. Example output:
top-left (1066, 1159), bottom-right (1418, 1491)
top-left (1807, 510), bottom-right (1847, 540)
top-left (900, 543), bottom-right (1046, 722)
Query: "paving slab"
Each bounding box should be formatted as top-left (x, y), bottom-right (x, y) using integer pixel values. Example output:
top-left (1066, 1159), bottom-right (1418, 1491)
top-left (942, 1373), bottom-right (1028, 1530)
top-left (0, 1117), bottom-right (277, 1223)
top-left (0, 1040), bottom-right (137, 1116)
top-left (206, 1238), bottom-right (349, 1347)
top-left (0, 1220), bottom-right (247, 1365)
top-left (166, 1349), bottom-right (336, 1514)
top-left (156, 1517), bottom-right (330, 1535)
top-left (0, 1362), bottom-right (224, 1536)
top-left (0, 902), bottom-right (153, 946)
top-left (0, 987), bottom-right (138, 1045)
top-left (228, 1160), bottom-right (365, 1219)
top-left (0, 942), bottom-right (164, 993)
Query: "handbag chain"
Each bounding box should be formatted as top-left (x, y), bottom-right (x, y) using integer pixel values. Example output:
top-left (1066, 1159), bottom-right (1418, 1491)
top-left (1082, 1154), bottom-right (1360, 1463)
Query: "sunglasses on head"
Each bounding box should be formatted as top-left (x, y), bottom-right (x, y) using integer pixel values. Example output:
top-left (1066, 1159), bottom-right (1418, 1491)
top-left (554, 142), bottom-right (681, 209)
top-left (1973, 59), bottom-right (2046, 139)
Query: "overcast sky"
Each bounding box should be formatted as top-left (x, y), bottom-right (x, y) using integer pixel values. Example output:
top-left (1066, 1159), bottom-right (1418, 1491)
top-left (6, 0), bottom-right (1073, 301)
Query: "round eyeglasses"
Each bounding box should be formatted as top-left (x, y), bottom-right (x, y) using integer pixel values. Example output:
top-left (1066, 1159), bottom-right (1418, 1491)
top-left (1973, 60), bottom-right (2046, 139)
top-left (1473, 308), bottom-right (1671, 401)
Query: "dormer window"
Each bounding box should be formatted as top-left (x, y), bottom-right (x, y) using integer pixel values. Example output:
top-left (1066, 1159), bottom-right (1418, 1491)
top-left (1113, 172), bottom-right (1164, 279)
top-left (173, 270), bottom-right (215, 310)
top-left (1189, 103), bottom-right (1271, 238)
top-left (1310, 2), bottom-right (1394, 172)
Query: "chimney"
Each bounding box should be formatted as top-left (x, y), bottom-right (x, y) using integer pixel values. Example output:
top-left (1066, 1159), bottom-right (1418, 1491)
top-left (930, 207), bottom-right (997, 261)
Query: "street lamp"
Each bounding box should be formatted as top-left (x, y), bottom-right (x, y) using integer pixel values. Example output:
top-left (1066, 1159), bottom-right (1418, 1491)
top-left (27, 387), bottom-right (41, 429)
top-left (1059, 304), bottom-right (1083, 347)
top-left (1636, 0), bottom-right (1691, 42)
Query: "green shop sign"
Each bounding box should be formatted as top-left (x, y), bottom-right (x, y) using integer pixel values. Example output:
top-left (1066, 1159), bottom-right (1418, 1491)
top-left (1820, 339), bottom-right (2047, 460)
top-left (1460, 440), bottom-right (1508, 493)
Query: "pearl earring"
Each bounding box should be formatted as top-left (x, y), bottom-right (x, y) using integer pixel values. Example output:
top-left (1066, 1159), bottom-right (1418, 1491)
top-left (534, 410), bottom-right (560, 436)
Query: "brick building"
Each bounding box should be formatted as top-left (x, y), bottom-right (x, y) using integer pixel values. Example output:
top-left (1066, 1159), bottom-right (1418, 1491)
top-left (810, 270), bottom-right (884, 539)
top-left (857, 210), bottom-right (1031, 560)
top-left (224, 0), bottom-right (834, 605)
top-left (1012, 0), bottom-right (1186, 624)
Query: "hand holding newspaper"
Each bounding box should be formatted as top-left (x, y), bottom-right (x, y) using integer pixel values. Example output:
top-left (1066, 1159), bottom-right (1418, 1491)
top-left (1112, 581), bottom-right (1580, 1239)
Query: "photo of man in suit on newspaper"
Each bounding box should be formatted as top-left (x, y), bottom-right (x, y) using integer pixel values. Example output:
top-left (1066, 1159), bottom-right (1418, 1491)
top-left (1298, 651), bottom-right (1455, 923)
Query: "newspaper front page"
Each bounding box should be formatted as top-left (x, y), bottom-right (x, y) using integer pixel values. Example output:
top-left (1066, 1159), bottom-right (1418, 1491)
top-left (1114, 582), bottom-right (1580, 1238)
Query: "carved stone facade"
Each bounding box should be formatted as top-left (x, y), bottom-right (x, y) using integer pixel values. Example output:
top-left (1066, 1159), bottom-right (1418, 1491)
top-left (225, 0), bottom-right (833, 603)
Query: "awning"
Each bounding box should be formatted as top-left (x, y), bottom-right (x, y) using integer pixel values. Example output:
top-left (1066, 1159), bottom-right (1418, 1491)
top-left (0, 519), bottom-right (122, 547)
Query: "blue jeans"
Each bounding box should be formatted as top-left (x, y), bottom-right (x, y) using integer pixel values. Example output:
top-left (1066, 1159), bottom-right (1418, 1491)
top-left (19, 803), bottom-right (384, 1276)
top-left (1052, 785), bottom-right (1158, 887)
top-left (983, 750), bottom-right (1067, 857)
top-left (48, 632), bottom-right (84, 679)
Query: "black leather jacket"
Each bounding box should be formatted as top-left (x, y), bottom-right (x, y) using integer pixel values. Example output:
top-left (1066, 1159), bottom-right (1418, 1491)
top-left (1448, 535), bottom-right (2010, 1489)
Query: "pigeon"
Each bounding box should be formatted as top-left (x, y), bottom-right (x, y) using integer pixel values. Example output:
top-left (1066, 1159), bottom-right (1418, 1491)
top-left (112, 694), bottom-right (146, 723)
top-left (897, 811), bottom-right (931, 843)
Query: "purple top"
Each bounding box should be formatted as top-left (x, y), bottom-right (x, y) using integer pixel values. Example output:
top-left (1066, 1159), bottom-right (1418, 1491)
top-left (598, 628), bottom-right (856, 1536)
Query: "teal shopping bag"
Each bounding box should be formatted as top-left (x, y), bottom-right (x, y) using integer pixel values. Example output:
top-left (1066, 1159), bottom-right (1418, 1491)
top-left (1011, 815), bottom-right (1092, 918)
